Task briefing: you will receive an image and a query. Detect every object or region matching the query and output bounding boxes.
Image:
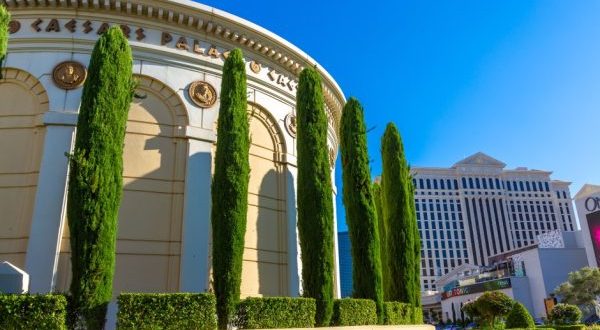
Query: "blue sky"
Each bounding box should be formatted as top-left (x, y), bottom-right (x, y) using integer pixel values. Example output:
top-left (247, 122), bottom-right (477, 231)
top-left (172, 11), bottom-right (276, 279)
top-left (198, 1), bottom-right (600, 232)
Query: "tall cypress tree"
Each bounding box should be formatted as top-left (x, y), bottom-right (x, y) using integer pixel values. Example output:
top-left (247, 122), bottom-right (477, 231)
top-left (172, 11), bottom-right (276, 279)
top-left (380, 123), bottom-right (418, 306)
top-left (211, 48), bottom-right (250, 330)
top-left (296, 67), bottom-right (335, 326)
top-left (340, 97), bottom-right (383, 322)
top-left (67, 26), bottom-right (133, 330)
top-left (372, 181), bottom-right (388, 301)
top-left (0, 6), bottom-right (10, 78)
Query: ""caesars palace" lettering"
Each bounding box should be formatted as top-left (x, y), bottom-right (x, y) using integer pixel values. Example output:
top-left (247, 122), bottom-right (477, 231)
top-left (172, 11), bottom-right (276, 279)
top-left (8, 18), bottom-right (298, 92)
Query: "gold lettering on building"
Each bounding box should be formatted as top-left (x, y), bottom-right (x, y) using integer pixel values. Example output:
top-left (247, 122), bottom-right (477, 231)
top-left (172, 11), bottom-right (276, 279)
top-left (83, 20), bottom-right (93, 34)
top-left (65, 19), bottom-right (77, 33)
top-left (8, 20), bottom-right (20, 34)
top-left (96, 23), bottom-right (110, 35)
top-left (207, 45), bottom-right (220, 58)
top-left (120, 24), bottom-right (131, 39)
top-left (14, 18), bottom-right (298, 93)
top-left (176, 36), bottom-right (189, 50)
top-left (193, 40), bottom-right (204, 54)
top-left (161, 32), bottom-right (173, 45)
top-left (31, 18), bottom-right (43, 32)
top-left (136, 28), bottom-right (145, 41)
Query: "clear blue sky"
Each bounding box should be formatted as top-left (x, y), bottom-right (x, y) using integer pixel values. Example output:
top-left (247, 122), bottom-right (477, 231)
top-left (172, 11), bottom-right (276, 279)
top-left (198, 0), bottom-right (600, 232)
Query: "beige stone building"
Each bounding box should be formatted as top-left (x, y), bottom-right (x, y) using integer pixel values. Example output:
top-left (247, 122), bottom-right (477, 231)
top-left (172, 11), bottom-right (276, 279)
top-left (0, 0), bottom-right (344, 303)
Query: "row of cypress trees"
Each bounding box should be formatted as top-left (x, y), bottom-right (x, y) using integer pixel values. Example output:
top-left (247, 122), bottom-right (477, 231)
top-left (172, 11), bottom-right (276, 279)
top-left (340, 102), bottom-right (421, 321)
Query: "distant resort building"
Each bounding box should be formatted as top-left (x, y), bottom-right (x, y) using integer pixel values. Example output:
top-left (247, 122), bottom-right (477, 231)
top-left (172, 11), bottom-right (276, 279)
top-left (0, 0), bottom-right (345, 303)
top-left (437, 230), bottom-right (589, 322)
top-left (412, 152), bottom-right (577, 291)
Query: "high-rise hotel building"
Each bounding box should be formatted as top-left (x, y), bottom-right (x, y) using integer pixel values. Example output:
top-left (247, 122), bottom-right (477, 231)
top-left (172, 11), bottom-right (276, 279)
top-left (412, 153), bottom-right (577, 291)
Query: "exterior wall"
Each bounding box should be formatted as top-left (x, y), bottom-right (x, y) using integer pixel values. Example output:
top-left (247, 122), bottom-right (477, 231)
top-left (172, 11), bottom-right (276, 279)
top-left (537, 248), bottom-right (588, 305)
top-left (0, 69), bottom-right (48, 269)
top-left (510, 276), bottom-right (534, 318)
top-left (518, 249), bottom-right (546, 318)
top-left (2, 0), bottom-right (344, 299)
top-left (413, 153), bottom-right (574, 291)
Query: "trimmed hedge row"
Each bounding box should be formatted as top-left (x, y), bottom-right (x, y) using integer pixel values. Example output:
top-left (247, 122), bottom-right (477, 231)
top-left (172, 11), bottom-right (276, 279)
top-left (116, 293), bottom-right (217, 330)
top-left (235, 297), bottom-right (316, 329)
top-left (331, 298), bottom-right (377, 326)
top-left (552, 325), bottom-right (586, 330)
top-left (0, 294), bottom-right (67, 329)
top-left (383, 301), bottom-right (413, 325)
top-left (507, 327), bottom-right (584, 330)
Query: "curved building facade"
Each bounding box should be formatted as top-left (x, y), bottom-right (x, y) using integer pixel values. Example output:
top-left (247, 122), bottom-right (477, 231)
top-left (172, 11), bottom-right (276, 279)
top-left (0, 0), bottom-right (344, 299)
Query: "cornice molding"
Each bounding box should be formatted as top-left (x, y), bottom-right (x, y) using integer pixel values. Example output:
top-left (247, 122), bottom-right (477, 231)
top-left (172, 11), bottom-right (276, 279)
top-left (4, 0), bottom-right (344, 133)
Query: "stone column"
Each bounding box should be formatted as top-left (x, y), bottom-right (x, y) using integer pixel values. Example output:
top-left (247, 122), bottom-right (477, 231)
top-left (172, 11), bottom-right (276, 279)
top-left (25, 112), bottom-right (77, 293)
top-left (179, 128), bottom-right (215, 292)
top-left (285, 155), bottom-right (301, 296)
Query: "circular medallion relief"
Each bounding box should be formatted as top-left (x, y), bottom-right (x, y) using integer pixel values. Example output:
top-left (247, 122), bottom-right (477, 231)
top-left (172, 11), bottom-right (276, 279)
top-left (8, 21), bottom-right (20, 34)
top-left (249, 61), bottom-right (261, 74)
top-left (189, 81), bottom-right (217, 108)
top-left (52, 61), bottom-right (87, 90)
top-left (284, 113), bottom-right (297, 138)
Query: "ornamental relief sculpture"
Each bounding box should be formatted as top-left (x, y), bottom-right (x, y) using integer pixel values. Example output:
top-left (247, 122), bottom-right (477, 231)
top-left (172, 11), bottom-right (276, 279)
top-left (188, 81), bottom-right (217, 108)
top-left (284, 113), bottom-right (297, 138)
top-left (52, 61), bottom-right (87, 90)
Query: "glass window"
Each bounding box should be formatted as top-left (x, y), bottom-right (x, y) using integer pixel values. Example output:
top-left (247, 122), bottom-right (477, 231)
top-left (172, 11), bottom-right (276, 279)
top-left (440, 180), bottom-right (445, 190)
top-left (433, 179), bottom-right (438, 190)
top-left (526, 181), bottom-right (531, 191)
top-left (462, 177), bottom-right (467, 189)
top-left (469, 178), bottom-right (474, 189)
top-left (482, 178), bottom-right (487, 189)
top-left (419, 179), bottom-right (424, 189)
top-left (519, 181), bottom-right (524, 191)
top-left (426, 179), bottom-right (431, 189)
top-left (476, 178), bottom-right (481, 189)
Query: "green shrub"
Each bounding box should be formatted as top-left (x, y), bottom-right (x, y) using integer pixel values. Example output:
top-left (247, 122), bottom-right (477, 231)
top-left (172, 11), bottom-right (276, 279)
top-left (211, 48), bottom-right (250, 330)
top-left (552, 325), bottom-right (586, 330)
top-left (548, 304), bottom-right (582, 325)
top-left (0, 294), bottom-right (67, 329)
top-left (235, 297), bottom-right (316, 329)
top-left (383, 301), bottom-right (413, 325)
top-left (67, 26), bottom-right (133, 330)
top-left (506, 302), bottom-right (535, 329)
top-left (0, 5), bottom-right (9, 76)
top-left (116, 293), bottom-right (217, 330)
top-left (340, 98), bottom-right (384, 323)
top-left (296, 67), bottom-right (335, 326)
top-left (381, 123), bottom-right (420, 307)
top-left (331, 298), bottom-right (377, 326)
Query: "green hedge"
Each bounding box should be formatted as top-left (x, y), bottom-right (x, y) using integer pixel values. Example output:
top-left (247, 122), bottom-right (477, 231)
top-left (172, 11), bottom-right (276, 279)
top-left (552, 325), bottom-right (586, 330)
top-left (116, 293), bottom-right (217, 330)
top-left (0, 294), bottom-right (67, 329)
top-left (331, 298), bottom-right (377, 326)
top-left (383, 301), bottom-right (413, 325)
top-left (235, 297), bottom-right (316, 329)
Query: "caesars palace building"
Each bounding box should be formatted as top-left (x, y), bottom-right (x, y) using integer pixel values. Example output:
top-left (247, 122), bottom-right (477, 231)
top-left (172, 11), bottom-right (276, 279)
top-left (0, 0), bottom-right (346, 299)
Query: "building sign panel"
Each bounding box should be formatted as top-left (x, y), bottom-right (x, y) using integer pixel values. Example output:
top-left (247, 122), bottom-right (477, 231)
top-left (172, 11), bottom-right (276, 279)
top-left (586, 211), bottom-right (600, 266)
top-left (441, 278), bottom-right (511, 300)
